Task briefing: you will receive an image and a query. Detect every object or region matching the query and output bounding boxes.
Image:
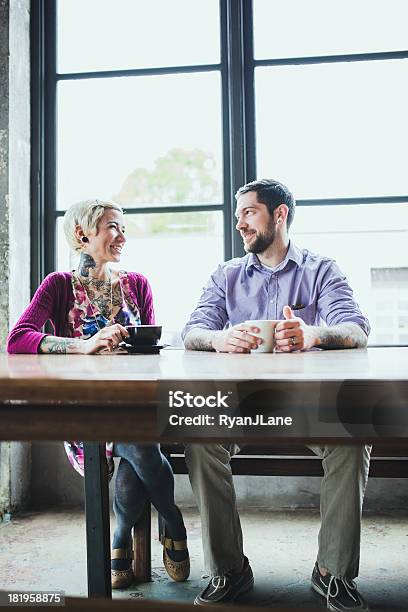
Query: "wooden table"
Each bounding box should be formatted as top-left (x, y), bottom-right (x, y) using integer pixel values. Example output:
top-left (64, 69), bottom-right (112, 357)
top-left (1, 347), bottom-right (408, 598)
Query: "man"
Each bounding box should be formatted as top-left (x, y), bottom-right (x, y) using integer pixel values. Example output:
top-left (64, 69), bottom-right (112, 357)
top-left (182, 179), bottom-right (371, 610)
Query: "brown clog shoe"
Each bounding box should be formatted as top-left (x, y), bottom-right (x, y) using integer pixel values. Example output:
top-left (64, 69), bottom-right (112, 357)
top-left (111, 548), bottom-right (135, 589)
top-left (160, 534), bottom-right (190, 582)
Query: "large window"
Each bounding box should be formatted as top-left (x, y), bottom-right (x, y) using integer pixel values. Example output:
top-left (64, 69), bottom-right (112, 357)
top-left (33, 0), bottom-right (408, 344)
top-left (252, 0), bottom-right (408, 345)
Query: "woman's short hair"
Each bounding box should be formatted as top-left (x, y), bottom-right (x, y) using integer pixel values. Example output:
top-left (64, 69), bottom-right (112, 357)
top-left (63, 199), bottom-right (123, 252)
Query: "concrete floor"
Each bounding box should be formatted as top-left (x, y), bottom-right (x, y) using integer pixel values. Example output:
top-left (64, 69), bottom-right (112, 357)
top-left (0, 508), bottom-right (407, 610)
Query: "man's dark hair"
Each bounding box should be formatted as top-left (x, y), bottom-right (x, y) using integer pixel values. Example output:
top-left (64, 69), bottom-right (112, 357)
top-left (235, 179), bottom-right (296, 229)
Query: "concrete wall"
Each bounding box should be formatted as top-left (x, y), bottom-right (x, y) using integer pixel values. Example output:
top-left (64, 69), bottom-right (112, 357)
top-left (30, 442), bottom-right (408, 513)
top-left (8, 0), bottom-right (31, 326)
top-left (0, 0), bottom-right (31, 518)
top-left (0, 1), bottom-right (11, 347)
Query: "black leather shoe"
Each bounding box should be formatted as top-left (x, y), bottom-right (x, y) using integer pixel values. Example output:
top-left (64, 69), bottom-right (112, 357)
top-left (194, 556), bottom-right (254, 606)
top-left (311, 562), bottom-right (369, 611)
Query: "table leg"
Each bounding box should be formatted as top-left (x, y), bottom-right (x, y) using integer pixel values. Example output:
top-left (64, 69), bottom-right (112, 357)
top-left (83, 442), bottom-right (111, 598)
top-left (133, 499), bottom-right (151, 582)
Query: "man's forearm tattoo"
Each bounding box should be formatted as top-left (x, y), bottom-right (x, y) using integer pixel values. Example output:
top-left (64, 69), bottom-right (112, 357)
top-left (184, 329), bottom-right (215, 351)
top-left (317, 323), bottom-right (367, 349)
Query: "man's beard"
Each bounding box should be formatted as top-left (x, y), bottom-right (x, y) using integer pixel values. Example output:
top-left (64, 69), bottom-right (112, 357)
top-left (243, 220), bottom-right (276, 254)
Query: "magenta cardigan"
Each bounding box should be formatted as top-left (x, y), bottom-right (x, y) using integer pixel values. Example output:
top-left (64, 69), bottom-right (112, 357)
top-left (6, 271), bottom-right (155, 354)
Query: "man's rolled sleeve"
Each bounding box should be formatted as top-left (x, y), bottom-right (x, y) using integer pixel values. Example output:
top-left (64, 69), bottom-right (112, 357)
top-left (181, 266), bottom-right (229, 341)
top-left (317, 261), bottom-right (370, 336)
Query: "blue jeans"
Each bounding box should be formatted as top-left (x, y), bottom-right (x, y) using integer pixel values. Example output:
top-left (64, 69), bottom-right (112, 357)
top-left (112, 443), bottom-right (186, 552)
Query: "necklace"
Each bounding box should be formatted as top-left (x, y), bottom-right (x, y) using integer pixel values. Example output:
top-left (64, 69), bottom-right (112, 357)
top-left (75, 270), bottom-right (113, 331)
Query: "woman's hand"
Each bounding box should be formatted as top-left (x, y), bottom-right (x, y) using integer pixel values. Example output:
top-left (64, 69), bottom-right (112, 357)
top-left (82, 323), bottom-right (129, 354)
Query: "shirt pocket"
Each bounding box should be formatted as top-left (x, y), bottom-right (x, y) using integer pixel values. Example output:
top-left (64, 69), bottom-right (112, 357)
top-left (293, 302), bottom-right (317, 325)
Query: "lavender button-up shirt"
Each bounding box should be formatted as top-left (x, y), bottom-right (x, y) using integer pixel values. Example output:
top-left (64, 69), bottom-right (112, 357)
top-left (182, 242), bottom-right (370, 339)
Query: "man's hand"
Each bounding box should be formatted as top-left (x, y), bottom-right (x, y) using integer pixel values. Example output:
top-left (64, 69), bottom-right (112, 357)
top-left (274, 306), bottom-right (319, 352)
top-left (212, 324), bottom-right (261, 353)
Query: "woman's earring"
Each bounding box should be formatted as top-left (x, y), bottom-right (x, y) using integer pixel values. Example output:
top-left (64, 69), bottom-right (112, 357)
top-left (81, 236), bottom-right (89, 243)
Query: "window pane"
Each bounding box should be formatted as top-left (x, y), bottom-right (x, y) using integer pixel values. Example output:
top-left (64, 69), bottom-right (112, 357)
top-left (254, 0), bottom-right (408, 59)
top-left (255, 60), bottom-right (408, 199)
top-left (57, 73), bottom-right (222, 209)
top-left (57, 211), bottom-right (224, 342)
top-left (290, 203), bottom-right (408, 346)
top-left (57, 0), bottom-right (220, 73)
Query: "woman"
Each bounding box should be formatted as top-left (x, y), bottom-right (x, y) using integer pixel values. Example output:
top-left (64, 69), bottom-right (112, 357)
top-left (7, 199), bottom-right (190, 589)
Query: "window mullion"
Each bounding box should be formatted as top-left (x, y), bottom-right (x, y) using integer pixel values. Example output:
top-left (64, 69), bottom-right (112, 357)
top-left (43, 0), bottom-right (57, 279)
top-left (225, 0), bottom-right (252, 257)
top-left (30, 0), bottom-right (45, 292)
top-left (242, 0), bottom-right (256, 183)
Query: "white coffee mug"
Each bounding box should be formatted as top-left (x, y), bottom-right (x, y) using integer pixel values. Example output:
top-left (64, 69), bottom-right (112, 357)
top-left (245, 319), bottom-right (279, 353)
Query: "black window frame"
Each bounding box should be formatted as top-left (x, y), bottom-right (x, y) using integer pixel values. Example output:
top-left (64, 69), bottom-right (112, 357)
top-left (31, 0), bottom-right (408, 295)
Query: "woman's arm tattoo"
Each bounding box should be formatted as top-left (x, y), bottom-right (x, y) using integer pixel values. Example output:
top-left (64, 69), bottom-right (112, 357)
top-left (39, 336), bottom-right (82, 354)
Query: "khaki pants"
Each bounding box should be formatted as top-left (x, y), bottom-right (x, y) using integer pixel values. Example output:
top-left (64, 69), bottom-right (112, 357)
top-left (185, 443), bottom-right (371, 579)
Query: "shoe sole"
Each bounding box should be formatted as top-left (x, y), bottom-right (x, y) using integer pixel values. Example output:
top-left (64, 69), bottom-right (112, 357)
top-left (312, 580), bottom-right (340, 611)
top-left (311, 580), bottom-right (368, 612)
top-left (311, 579), bottom-right (326, 599)
top-left (194, 575), bottom-right (254, 606)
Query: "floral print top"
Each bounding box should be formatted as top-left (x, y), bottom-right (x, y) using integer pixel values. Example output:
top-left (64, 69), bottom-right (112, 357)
top-left (64, 271), bottom-right (141, 480)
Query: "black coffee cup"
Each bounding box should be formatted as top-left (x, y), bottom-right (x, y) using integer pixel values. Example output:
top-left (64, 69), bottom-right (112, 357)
top-left (126, 325), bottom-right (162, 346)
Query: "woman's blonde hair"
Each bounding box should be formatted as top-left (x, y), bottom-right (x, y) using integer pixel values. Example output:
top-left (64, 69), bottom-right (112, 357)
top-left (63, 199), bottom-right (123, 252)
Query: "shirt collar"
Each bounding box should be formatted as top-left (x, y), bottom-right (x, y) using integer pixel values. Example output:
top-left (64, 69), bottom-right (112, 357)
top-left (245, 241), bottom-right (303, 272)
